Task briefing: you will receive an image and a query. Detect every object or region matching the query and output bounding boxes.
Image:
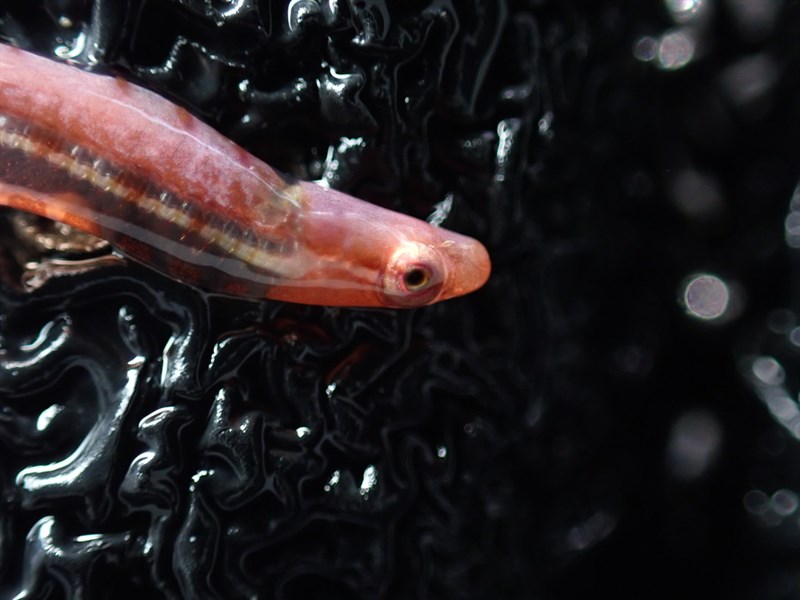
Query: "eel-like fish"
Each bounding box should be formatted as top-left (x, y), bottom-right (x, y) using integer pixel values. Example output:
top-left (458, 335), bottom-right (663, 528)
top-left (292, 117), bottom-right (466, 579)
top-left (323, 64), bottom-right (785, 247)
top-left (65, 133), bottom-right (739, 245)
top-left (0, 45), bottom-right (490, 307)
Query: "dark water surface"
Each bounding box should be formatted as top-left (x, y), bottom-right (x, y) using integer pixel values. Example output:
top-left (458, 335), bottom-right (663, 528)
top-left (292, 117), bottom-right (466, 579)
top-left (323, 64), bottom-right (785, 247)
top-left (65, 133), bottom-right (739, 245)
top-left (1, 1), bottom-right (799, 598)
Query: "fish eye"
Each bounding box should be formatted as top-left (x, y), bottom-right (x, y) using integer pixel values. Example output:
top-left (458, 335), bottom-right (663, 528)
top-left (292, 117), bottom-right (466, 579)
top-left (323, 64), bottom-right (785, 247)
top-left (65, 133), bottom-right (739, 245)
top-left (380, 244), bottom-right (446, 307)
top-left (403, 266), bottom-right (431, 291)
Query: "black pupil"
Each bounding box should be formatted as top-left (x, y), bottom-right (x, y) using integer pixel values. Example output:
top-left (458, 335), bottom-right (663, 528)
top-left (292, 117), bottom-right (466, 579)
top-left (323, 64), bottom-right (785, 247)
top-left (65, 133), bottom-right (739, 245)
top-left (404, 268), bottom-right (429, 289)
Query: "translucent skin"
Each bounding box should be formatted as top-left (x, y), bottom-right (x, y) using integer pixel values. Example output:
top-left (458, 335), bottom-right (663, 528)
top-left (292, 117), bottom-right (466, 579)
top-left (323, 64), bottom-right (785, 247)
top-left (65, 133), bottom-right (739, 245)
top-left (273, 182), bottom-right (490, 306)
top-left (0, 45), bottom-right (491, 307)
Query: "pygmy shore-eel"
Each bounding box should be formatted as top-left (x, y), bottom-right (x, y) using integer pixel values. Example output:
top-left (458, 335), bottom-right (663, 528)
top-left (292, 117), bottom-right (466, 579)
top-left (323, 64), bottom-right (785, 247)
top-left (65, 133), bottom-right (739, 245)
top-left (0, 45), bottom-right (490, 308)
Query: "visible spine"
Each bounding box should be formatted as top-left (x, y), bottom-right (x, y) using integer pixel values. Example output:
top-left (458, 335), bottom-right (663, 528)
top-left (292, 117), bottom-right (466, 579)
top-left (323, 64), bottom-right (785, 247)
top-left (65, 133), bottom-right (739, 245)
top-left (0, 111), bottom-right (300, 293)
top-left (0, 44), bottom-right (492, 307)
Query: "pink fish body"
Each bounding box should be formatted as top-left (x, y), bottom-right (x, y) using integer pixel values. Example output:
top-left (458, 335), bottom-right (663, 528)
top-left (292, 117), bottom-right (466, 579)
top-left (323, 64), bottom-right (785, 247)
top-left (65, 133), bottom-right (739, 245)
top-left (0, 45), bottom-right (490, 307)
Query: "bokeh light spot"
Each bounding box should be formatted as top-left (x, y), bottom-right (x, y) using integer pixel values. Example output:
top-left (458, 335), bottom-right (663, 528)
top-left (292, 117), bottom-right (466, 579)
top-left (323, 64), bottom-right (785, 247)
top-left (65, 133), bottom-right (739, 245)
top-left (682, 274), bottom-right (730, 320)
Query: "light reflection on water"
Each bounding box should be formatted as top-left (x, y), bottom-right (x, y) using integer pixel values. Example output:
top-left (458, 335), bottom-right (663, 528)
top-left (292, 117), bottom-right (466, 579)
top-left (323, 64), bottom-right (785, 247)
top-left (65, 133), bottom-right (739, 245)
top-left (656, 29), bottom-right (697, 70)
top-left (742, 353), bottom-right (800, 439)
top-left (743, 488), bottom-right (800, 528)
top-left (728, 171), bottom-right (800, 545)
top-left (680, 273), bottom-right (742, 323)
top-left (669, 169), bottom-right (725, 221)
top-left (666, 409), bottom-right (723, 480)
top-left (742, 179), bottom-right (800, 444)
top-left (632, 0), bottom-right (712, 70)
top-left (725, 0), bottom-right (782, 41)
top-left (665, 0), bottom-right (710, 24)
top-left (633, 30), bottom-right (697, 71)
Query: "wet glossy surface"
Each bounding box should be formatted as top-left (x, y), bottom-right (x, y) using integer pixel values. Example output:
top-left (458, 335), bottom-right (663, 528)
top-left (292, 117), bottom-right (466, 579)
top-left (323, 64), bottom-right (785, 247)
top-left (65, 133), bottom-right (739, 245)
top-left (1, 0), bottom-right (800, 599)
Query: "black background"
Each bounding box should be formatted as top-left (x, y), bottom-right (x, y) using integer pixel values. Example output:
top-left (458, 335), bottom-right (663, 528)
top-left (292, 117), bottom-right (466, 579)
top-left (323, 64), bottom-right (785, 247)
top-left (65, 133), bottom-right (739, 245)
top-left (1, 1), bottom-right (800, 598)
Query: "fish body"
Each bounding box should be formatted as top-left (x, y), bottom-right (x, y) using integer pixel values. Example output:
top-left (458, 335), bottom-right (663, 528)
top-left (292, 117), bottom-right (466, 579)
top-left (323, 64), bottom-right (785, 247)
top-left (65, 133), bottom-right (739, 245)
top-left (0, 45), bottom-right (490, 307)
